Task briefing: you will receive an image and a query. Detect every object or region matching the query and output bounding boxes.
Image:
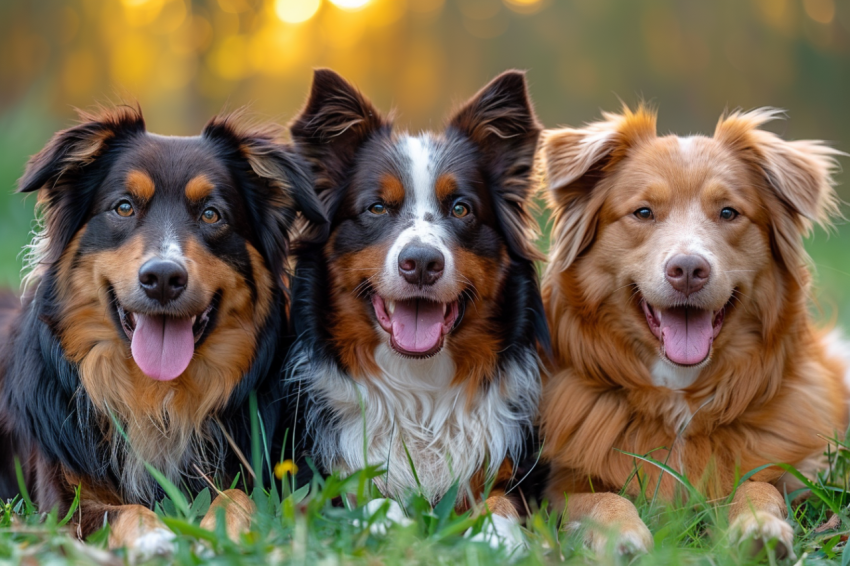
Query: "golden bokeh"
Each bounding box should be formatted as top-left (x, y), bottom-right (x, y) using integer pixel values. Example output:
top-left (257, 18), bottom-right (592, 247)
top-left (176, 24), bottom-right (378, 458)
top-left (804, 0), bottom-right (836, 24)
top-left (329, 0), bottom-right (371, 10)
top-left (275, 0), bottom-right (322, 24)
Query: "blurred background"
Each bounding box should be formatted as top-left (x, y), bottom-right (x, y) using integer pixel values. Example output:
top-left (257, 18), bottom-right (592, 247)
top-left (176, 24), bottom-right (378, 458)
top-left (0, 0), bottom-right (848, 324)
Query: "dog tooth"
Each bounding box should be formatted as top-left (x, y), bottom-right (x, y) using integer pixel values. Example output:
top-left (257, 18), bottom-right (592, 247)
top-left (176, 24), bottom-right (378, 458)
top-left (387, 301), bottom-right (395, 315)
top-left (442, 303), bottom-right (447, 315)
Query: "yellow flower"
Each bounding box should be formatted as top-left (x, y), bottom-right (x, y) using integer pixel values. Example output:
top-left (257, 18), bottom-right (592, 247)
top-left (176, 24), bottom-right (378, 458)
top-left (274, 460), bottom-right (298, 479)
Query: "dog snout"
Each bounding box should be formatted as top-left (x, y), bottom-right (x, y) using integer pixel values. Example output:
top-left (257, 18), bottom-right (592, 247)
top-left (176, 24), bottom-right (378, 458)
top-left (139, 259), bottom-right (188, 305)
top-left (665, 253), bottom-right (710, 296)
top-left (398, 244), bottom-right (445, 287)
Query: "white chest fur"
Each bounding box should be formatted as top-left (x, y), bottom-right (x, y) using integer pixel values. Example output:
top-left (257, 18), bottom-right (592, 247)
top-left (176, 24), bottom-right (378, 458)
top-left (649, 358), bottom-right (702, 435)
top-left (296, 343), bottom-right (540, 503)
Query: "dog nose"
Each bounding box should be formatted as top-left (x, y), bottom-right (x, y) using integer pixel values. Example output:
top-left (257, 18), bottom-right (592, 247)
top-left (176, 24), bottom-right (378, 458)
top-left (398, 244), bottom-right (445, 287)
top-left (665, 254), bottom-right (710, 296)
top-left (139, 259), bottom-right (188, 304)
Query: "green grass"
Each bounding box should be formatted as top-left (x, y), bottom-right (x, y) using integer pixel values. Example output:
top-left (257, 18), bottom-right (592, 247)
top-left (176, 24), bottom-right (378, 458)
top-left (3, 437), bottom-right (850, 566)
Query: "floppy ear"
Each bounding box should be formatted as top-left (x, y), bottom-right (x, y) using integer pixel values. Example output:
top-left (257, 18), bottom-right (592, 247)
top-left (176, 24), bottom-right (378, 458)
top-left (714, 108), bottom-right (842, 281)
top-left (203, 111), bottom-right (326, 279)
top-left (540, 105), bottom-right (656, 272)
top-left (18, 105), bottom-right (146, 272)
top-left (447, 70), bottom-right (543, 261)
top-left (289, 69), bottom-right (390, 219)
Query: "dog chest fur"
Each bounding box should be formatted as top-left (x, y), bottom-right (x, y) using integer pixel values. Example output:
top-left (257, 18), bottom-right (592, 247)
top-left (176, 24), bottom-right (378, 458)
top-left (291, 342), bottom-right (540, 503)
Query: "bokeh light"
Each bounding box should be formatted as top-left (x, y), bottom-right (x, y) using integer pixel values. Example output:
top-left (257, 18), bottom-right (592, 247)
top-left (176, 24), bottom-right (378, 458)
top-left (329, 0), bottom-right (371, 10)
top-left (275, 0), bottom-right (321, 24)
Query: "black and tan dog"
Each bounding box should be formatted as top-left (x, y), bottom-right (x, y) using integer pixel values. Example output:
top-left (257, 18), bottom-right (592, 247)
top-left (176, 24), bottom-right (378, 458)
top-left (0, 105), bottom-right (324, 555)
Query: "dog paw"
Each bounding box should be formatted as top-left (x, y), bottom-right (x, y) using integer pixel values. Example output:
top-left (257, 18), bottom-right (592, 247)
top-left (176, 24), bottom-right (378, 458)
top-left (730, 510), bottom-right (795, 560)
top-left (467, 514), bottom-right (526, 556)
top-left (355, 498), bottom-right (414, 536)
top-left (574, 520), bottom-right (653, 556)
top-left (126, 527), bottom-right (176, 563)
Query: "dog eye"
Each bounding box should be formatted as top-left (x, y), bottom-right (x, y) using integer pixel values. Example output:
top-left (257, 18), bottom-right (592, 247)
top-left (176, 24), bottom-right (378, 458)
top-left (451, 202), bottom-right (470, 218)
top-left (720, 207), bottom-right (739, 221)
top-left (368, 203), bottom-right (387, 215)
top-left (633, 207), bottom-right (653, 220)
top-left (115, 200), bottom-right (135, 217)
top-left (201, 208), bottom-right (221, 224)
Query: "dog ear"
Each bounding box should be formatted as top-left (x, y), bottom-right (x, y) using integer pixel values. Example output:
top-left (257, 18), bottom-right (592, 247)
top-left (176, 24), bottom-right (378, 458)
top-left (203, 111), bottom-right (327, 279)
top-left (540, 105), bottom-right (656, 272)
top-left (289, 69), bottom-right (390, 221)
top-left (714, 108), bottom-right (842, 281)
top-left (18, 105), bottom-right (146, 271)
top-left (448, 70), bottom-right (543, 261)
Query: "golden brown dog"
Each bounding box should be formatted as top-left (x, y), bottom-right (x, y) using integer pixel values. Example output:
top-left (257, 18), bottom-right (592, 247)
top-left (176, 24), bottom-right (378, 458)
top-left (538, 106), bottom-right (848, 555)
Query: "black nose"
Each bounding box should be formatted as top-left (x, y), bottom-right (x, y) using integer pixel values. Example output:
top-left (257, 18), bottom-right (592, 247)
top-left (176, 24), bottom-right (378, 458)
top-left (665, 253), bottom-right (710, 296)
top-left (139, 259), bottom-right (188, 305)
top-left (398, 244), bottom-right (445, 287)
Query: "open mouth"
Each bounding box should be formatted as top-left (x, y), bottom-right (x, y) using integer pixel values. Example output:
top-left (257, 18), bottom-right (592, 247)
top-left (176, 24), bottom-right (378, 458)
top-left (371, 295), bottom-right (460, 358)
top-left (640, 298), bottom-right (725, 367)
top-left (114, 292), bottom-right (219, 381)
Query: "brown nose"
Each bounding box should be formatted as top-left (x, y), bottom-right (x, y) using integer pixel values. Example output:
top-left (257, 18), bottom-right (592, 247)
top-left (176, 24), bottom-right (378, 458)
top-left (398, 244), bottom-right (445, 287)
top-left (665, 254), bottom-right (710, 296)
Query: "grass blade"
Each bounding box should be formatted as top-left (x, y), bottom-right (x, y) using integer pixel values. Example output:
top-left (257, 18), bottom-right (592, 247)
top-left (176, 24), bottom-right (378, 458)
top-left (615, 449), bottom-right (705, 503)
top-left (13, 457), bottom-right (34, 512)
top-left (144, 463), bottom-right (190, 517)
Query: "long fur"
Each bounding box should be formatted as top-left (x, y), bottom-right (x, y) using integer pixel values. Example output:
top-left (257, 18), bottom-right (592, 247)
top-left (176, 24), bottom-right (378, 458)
top-left (287, 69), bottom-right (549, 508)
top-left (539, 106), bottom-right (849, 503)
top-left (0, 105), bottom-right (324, 532)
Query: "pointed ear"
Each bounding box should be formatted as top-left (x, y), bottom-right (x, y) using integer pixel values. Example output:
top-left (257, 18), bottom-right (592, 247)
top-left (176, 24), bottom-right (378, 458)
top-left (714, 108), bottom-right (842, 282)
top-left (448, 70), bottom-right (543, 261)
top-left (289, 69), bottom-right (390, 218)
top-left (203, 111), bottom-right (327, 278)
top-left (18, 105), bottom-right (146, 271)
top-left (541, 105), bottom-right (656, 271)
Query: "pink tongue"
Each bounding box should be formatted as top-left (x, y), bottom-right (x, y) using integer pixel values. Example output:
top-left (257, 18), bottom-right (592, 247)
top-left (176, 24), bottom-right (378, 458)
top-left (131, 314), bottom-right (195, 381)
top-left (390, 299), bottom-right (445, 353)
top-left (659, 307), bottom-right (714, 366)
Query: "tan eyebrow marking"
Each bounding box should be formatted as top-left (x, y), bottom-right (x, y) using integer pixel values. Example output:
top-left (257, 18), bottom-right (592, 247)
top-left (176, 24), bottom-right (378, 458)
top-left (126, 170), bottom-right (155, 201)
top-left (185, 174), bottom-right (214, 202)
top-left (435, 173), bottom-right (456, 201)
top-left (379, 173), bottom-right (405, 206)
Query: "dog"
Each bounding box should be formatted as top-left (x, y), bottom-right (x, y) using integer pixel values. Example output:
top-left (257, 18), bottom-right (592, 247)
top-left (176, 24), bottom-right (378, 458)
top-left (286, 69), bottom-right (549, 525)
top-left (0, 105), bottom-right (324, 556)
top-left (538, 106), bottom-right (848, 555)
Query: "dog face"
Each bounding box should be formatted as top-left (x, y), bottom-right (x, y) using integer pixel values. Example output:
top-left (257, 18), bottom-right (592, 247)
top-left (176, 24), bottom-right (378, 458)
top-left (291, 69), bottom-right (541, 372)
top-left (20, 106), bottom-right (323, 387)
top-left (541, 107), bottom-right (839, 369)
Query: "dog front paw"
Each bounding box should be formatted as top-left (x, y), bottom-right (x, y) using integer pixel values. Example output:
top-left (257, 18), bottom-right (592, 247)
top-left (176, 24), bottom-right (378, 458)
top-left (730, 510), bottom-right (794, 560)
top-left (572, 519), bottom-right (653, 556)
top-left (467, 513), bottom-right (527, 556)
top-left (126, 527), bottom-right (176, 563)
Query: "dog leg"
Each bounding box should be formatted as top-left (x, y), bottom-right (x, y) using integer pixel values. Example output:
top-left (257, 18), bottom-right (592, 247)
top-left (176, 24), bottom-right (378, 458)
top-left (108, 504), bottom-right (176, 562)
top-left (728, 481), bottom-right (794, 560)
top-left (199, 489), bottom-right (256, 542)
top-left (466, 493), bottom-right (525, 554)
top-left (562, 492), bottom-right (653, 555)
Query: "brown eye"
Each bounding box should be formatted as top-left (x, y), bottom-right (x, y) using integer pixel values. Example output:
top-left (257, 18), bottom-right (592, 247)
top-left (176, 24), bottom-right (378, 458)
top-left (115, 200), bottom-right (134, 217)
top-left (634, 207), bottom-right (653, 220)
top-left (452, 202), bottom-right (470, 218)
top-left (720, 207), bottom-right (739, 221)
top-left (201, 208), bottom-right (221, 224)
top-left (368, 203), bottom-right (387, 215)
